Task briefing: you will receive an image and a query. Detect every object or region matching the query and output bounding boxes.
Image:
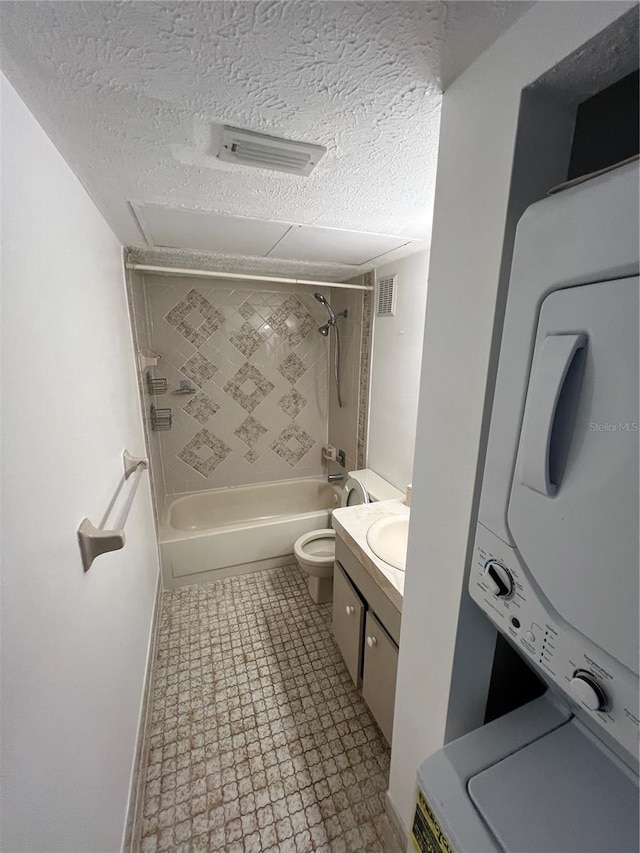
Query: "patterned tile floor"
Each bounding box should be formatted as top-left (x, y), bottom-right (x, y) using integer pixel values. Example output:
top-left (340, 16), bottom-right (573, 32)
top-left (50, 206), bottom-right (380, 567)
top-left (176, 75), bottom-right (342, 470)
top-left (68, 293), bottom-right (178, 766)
top-left (137, 565), bottom-right (396, 853)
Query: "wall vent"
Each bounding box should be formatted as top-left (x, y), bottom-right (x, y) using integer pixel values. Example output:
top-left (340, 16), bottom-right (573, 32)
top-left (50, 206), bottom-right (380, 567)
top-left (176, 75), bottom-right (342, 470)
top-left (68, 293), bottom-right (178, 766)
top-left (376, 275), bottom-right (397, 316)
top-left (217, 126), bottom-right (326, 176)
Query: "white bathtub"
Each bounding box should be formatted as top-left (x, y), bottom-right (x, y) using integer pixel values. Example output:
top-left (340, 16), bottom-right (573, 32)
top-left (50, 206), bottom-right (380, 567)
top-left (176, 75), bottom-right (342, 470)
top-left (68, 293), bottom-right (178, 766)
top-left (159, 477), bottom-right (340, 588)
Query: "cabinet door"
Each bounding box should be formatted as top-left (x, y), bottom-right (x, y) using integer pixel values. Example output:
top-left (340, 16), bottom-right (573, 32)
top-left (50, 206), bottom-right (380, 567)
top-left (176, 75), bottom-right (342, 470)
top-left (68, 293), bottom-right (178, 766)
top-left (332, 562), bottom-right (365, 686)
top-left (362, 611), bottom-right (398, 744)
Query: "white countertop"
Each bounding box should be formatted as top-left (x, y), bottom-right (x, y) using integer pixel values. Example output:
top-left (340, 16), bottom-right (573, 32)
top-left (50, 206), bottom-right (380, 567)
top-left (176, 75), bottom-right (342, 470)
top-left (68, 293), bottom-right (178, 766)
top-left (332, 498), bottom-right (409, 609)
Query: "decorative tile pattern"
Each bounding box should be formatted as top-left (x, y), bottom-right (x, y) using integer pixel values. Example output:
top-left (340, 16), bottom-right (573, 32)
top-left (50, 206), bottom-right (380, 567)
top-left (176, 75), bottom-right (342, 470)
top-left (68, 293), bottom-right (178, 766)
top-left (279, 388), bottom-right (308, 420)
top-left (223, 362), bottom-right (275, 414)
top-left (137, 566), bottom-right (392, 853)
top-left (278, 353), bottom-right (307, 385)
top-left (238, 301), bottom-right (257, 320)
top-left (271, 423), bottom-right (315, 467)
top-left (144, 283), bottom-right (330, 493)
top-left (234, 416), bottom-right (268, 449)
top-left (181, 352), bottom-right (218, 388)
top-left (229, 322), bottom-right (264, 359)
top-left (178, 429), bottom-right (232, 477)
top-left (165, 288), bottom-right (224, 347)
top-left (184, 391), bottom-right (220, 426)
top-left (267, 295), bottom-right (316, 347)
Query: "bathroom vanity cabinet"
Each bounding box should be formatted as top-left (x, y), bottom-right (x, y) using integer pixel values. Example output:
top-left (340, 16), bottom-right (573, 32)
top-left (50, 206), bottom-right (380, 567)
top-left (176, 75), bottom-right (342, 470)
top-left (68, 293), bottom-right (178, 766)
top-left (332, 535), bottom-right (401, 744)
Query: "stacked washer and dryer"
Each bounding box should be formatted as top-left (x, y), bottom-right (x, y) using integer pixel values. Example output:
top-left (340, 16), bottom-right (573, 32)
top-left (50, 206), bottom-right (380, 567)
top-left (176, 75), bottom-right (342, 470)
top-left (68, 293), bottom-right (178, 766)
top-left (410, 160), bottom-right (639, 852)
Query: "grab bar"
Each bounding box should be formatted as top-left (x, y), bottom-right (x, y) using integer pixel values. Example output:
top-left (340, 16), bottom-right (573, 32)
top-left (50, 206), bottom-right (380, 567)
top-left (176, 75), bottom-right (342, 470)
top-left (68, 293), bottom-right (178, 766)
top-left (77, 450), bottom-right (149, 572)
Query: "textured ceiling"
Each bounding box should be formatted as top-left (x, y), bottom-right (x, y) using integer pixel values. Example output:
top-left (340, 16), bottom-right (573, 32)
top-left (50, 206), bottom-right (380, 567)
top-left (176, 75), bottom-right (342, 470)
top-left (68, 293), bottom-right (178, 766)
top-left (0, 1), bottom-right (532, 275)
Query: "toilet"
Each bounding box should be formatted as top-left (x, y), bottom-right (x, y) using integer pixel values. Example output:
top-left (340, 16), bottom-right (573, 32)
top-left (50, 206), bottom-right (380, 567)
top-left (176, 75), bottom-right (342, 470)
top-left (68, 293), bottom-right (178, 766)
top-left (294, 469), bottom-right (404, 603)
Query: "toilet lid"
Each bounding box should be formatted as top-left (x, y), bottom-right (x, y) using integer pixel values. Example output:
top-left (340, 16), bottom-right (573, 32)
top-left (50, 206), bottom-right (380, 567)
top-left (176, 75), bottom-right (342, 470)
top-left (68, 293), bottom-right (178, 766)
top-left (341, 476), bottom-right (369, 507)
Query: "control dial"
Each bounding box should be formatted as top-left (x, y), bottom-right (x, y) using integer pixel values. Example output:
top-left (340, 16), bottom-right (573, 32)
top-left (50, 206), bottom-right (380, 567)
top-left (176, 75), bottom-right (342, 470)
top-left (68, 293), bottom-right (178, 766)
top-left (483, 560), bottom-right (514, 599)
top-left (569, 670), bottom-right (608, 712)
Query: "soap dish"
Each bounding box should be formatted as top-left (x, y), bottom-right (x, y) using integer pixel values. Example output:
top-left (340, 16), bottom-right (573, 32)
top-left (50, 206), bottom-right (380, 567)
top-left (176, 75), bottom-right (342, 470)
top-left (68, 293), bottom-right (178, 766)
top-left (172, 381), bottom-right (197, 395)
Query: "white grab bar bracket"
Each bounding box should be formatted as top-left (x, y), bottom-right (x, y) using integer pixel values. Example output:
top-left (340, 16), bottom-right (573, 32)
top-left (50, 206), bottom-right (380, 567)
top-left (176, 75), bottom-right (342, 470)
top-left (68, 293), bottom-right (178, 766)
top-left (78, 520), bottom-right (126, 572)
top-left (77, 450), bottom-right (148, 572)
top-left (123, 450), bottom-right (148, 479)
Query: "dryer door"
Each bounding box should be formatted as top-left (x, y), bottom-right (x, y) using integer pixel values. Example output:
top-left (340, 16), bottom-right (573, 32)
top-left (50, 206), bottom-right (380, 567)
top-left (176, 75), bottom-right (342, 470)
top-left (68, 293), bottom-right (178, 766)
top-left (508, 276), bottom-right (639, 674)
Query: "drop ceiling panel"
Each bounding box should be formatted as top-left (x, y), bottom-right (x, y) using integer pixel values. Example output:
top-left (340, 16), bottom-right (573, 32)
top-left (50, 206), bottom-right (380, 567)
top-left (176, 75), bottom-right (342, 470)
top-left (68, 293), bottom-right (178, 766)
top-left (132, 203), bottom-right (291, 256)
top-left (268, 225), bottom-right (412, 266)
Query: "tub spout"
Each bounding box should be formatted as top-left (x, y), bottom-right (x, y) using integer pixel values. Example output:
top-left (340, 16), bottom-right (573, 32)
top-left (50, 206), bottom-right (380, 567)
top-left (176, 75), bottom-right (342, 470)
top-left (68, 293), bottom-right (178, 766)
top-left (327, 473), bottom-right (344, 483)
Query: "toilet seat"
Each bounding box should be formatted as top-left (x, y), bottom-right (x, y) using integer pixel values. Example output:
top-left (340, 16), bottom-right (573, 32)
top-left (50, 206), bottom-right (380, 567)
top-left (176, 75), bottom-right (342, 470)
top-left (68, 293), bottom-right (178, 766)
top-left (341, 476), bottom-right (369, 507)
top-left (295, 529), bottom-right (336, 567)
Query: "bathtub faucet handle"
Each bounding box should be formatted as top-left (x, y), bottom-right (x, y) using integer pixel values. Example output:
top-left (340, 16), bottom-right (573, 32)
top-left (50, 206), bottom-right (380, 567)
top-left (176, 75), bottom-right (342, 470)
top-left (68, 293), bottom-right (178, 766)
top-left (328, 473), bottom-right (344, 483)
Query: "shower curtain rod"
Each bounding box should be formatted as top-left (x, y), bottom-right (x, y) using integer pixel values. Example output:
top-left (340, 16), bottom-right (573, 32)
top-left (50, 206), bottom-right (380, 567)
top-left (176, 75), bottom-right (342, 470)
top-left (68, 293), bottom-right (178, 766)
top-left (125, 262), bottom-right (373, 291)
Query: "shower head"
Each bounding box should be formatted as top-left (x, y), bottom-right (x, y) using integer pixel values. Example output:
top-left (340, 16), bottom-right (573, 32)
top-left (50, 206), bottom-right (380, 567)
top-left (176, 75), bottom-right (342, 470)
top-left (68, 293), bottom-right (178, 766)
top-left (314, 291), bottom-right (336, 324)
top-left (318, 323), bottom-right (331, 336)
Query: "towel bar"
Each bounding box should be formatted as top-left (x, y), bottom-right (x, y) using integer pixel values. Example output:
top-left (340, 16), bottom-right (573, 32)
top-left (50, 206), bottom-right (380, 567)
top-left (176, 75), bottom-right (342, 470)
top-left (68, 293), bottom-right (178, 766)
top-left (77, 450), bottom-right (149, 572)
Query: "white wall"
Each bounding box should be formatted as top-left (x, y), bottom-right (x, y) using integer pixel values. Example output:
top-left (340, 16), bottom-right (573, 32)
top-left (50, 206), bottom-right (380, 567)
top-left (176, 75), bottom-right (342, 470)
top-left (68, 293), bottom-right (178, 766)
top-left (0, 75), bottom-right (160, 851)
top-left (367, 251), bottom-right (429, 490)
top-left (388, 1), bottom-right (636, 834)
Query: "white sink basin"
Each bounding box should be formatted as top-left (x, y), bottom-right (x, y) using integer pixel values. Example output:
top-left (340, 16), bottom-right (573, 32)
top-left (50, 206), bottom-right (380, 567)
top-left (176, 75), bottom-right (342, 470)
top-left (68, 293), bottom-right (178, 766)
top-left (366, 516), bottom-right (409, 570)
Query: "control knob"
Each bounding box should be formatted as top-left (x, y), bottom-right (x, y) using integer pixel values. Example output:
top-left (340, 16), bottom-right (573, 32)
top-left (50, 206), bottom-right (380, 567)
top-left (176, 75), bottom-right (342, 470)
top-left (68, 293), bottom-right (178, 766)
top-left (569, 670), bottom-right (608, 712)
top-left (483, 560), bottom-right (514, 599)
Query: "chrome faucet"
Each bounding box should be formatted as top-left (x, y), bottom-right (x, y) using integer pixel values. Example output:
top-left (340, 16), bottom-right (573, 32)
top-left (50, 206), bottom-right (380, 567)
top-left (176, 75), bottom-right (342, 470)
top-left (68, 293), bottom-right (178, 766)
top-left (327, 473), bottom-right (344, 483)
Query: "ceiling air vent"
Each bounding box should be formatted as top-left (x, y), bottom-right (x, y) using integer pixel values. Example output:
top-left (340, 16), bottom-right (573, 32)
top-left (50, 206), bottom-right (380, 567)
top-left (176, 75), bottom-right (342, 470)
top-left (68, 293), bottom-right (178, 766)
top-left (217, 126), bottom-right (326, 176)
top-left (376, 275), bottom-right (397, 317)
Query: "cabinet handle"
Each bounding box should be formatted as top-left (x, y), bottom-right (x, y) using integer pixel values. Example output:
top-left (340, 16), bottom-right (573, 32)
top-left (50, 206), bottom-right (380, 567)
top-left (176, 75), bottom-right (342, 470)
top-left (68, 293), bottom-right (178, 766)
top-left (367, 635), bottom-right (377, 648)
top-left (345, 605), bottom-right (355, 616)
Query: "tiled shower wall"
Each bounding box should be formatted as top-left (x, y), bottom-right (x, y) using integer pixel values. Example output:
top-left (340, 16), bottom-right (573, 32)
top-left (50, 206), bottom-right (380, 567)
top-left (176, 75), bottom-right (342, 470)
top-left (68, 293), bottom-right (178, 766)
top-left (132, 275), bottom-right (330, 498)
top-left (326, 273), bottom-right (373, 478)
top-left (126, 267), bottom-right (166, 525)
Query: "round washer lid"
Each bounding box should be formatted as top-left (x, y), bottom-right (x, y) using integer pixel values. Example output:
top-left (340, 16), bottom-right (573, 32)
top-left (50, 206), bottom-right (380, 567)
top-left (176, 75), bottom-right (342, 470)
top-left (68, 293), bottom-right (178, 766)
top-left (341, 476), bottom-right (369, 507)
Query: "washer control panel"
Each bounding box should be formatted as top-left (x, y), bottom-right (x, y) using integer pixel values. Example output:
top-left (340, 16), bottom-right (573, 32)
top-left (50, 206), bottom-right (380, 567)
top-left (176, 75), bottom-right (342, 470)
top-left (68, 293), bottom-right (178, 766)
top-left (569, 670), bottom-right (608, 711)
top-left (471, 523), bottom-right (639, 764)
